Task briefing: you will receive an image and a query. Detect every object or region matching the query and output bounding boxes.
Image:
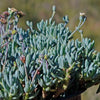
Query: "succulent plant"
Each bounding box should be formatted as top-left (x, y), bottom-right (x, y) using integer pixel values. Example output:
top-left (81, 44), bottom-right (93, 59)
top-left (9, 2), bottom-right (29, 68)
top-left (0, 6), bottom-right (100, 100)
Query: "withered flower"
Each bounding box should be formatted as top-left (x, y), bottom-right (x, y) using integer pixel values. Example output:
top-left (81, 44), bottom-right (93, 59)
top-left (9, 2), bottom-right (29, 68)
top-left (0, 15), bottom-right (5, 18)
top-left (0, 18), bottom-right (7, 24)
top-left (2, 11), bottom-right (9, 18)
top-left (8, 8), bottom-right (18, 14)
top-left (17, 11), bottom-right (25, 18)
top-left (20, 55), bottom-right (26, 63)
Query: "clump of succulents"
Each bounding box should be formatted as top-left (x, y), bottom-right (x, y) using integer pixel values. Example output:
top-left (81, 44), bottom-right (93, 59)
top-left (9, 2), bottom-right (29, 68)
top-left (0, 6), bottom-right (100, 100)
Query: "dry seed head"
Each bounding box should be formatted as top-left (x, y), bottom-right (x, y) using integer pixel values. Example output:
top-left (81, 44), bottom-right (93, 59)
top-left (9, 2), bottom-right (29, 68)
top-left (80, 12), bottom-right (85, 16)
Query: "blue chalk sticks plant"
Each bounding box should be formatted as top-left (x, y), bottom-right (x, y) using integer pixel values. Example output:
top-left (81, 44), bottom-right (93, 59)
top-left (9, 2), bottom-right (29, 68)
top-left (0, 6), bottom-right (100, 100)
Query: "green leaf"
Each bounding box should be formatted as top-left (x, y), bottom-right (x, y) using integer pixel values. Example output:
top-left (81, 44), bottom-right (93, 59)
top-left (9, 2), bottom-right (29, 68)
top-left (26, 21), bottom-right (30, 26)
top-left (24, 81), bottom-right (30, 93)
top-left (38, 79), bottom-right (43, 87)
top-left (58, 56), bottom-right (64, 69)
top-left (26, 53), bottom-right (31, 67)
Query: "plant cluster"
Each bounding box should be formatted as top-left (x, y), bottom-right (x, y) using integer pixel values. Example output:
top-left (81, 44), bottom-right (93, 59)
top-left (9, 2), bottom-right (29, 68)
top-left (0, 6), bottom-right (100, 100)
